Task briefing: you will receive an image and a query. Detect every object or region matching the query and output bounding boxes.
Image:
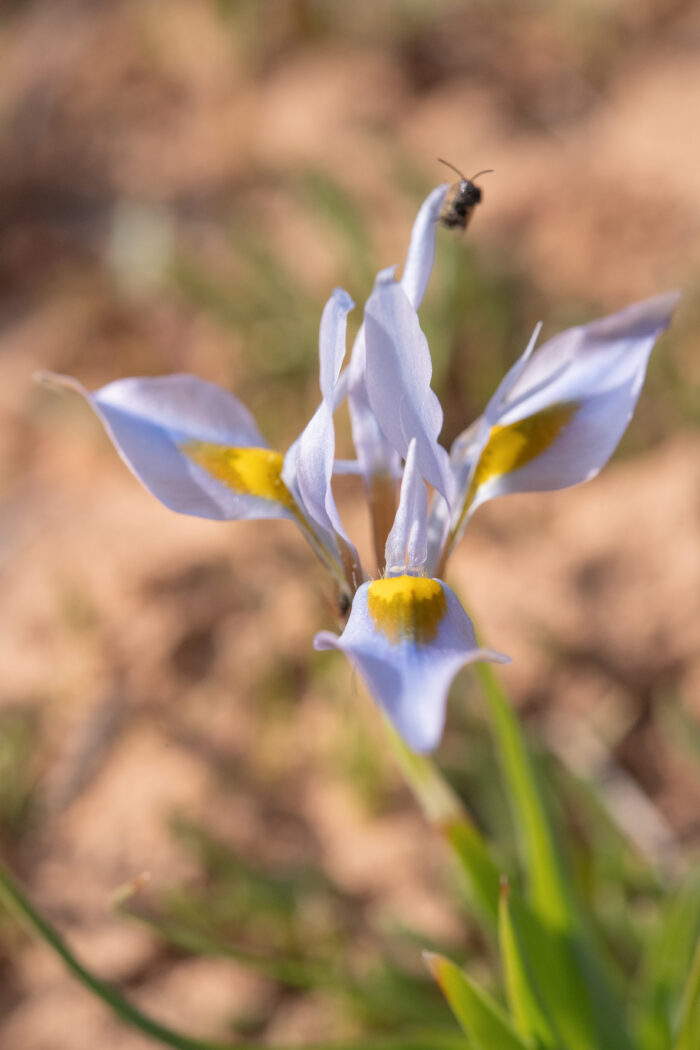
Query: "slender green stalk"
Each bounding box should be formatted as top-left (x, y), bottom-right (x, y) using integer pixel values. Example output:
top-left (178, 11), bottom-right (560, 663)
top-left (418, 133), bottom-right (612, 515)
top-left (676, 931), bottom-right (700, 1050)
top-left (474, 662), bottom-right (635, 1050)
top-left (474, 661), bottom-right (572, 932)
top-left (0, 857), bottom-right (467, 1050)
top-left (384, 720), bottom-right (501, 924)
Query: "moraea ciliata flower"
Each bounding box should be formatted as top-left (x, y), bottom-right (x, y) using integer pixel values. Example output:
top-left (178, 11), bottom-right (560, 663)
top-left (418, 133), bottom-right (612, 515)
top-left (44, 184), bottom-right (679, 752)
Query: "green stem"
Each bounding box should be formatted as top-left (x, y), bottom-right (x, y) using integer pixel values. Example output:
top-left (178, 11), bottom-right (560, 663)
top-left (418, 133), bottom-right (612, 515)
top-left (384, 721), bottom-right (501, 925)
top-left (676, 930), bottom-right (700, 1050)
top-left (474, 661), bottom-right (572, 932)
top-left (0, 856), bottom-right (466, 1050)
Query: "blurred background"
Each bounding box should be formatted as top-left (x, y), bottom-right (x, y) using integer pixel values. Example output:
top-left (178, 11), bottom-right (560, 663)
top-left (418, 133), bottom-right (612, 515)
top-left (1, 1), bottom-right (700, 1046)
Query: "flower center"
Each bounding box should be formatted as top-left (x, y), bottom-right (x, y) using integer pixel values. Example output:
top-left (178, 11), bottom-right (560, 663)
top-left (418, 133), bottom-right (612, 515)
top-left (368, 576), bottom-right (446, 646)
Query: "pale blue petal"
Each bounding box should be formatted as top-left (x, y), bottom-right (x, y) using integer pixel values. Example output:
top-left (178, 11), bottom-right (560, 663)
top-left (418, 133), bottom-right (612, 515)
top-left (364, 269), bottom-right (454, 504)
top-left (501, 292), bottom-right (680, 418)
top-left (315, 579), bottom-right (508, 753)
top-left (343, 187), bottom-right (446, 496)
top-left (384, 439), bottom-right (428, 575)
top-left (473, 387), bottom-right (645, 508)
top-left (424, 492), bottom-right (452, 577)
top-left (333, 459), bottom-right (363, 475)
top-left (346, 327), bottom-right (402, 483)
top-left (484, 322), bottom-right (543, 424)
top-left (49, 373), bottom-right (295, 521)
top-left (400, 185), bottom-right (449, 309)
top-left (283, 289), bottom-right (356, 543)
top-left (452, 291), bottom-right (681, 524)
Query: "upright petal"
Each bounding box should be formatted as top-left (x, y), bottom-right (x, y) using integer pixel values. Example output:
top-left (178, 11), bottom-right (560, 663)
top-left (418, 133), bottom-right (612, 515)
top-left (45, 372), bottom-right (298, 522)
top-left (344, 186), bottom-right (448, 564)
top-left (450, 291), bottom-right (680, 533)
top-left (315, 577), bottom-right (508, 753)
top-left (401, 184), bottom-right (449, 309)
top-left (384, 439), bottom-right (428, 576)
top-left (284, 289), bottom-right (355, 541)
top-left (364, 269), bottom-right (454, 504)
top-left (283, 290), bottom-right (363, 588)
top-left (346, 327), bottom-right (402, 565)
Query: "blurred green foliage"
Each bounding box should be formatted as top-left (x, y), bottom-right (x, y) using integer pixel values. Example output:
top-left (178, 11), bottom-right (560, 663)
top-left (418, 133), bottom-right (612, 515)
top-left (0, 707), bottom-right (40, 846)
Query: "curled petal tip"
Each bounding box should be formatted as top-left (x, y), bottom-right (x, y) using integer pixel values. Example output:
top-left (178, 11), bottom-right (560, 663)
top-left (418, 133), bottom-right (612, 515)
top-left (480, 647), bottom-right (512, 666)
top-left (425, 183), bottom-right (450, 216)
top-left (313, 630), bottom-right (340, 652)
top-left (375, 264), bottom-right (398, 286)
top-left (331, 286), bottom-right (355, 312)
top-left (33, 370), bottom-right (86, 396)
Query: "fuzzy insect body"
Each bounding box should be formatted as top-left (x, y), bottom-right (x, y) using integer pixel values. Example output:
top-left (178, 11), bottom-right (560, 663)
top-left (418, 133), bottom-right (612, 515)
top-left (437, 159), bottom-right (492, 231)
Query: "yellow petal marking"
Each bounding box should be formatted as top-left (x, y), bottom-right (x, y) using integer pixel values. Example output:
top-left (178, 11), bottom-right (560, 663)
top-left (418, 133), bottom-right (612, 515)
top-left (368, 576), bottom-right (447, 647)
top-left (467, 401), bottom-right (578, 503)
top-left (182, 442), bottom-right (296, 510)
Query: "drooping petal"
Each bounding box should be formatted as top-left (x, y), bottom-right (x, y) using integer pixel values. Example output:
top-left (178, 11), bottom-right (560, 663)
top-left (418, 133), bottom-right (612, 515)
top-left (384, 439), bottom-right (428, 575)
top-left (364, 268), bottom-right (454, 504)
top-left (315, 577), bottom-right (508, 753)
top-left (46, 372), bottom-right (298, 522)
top-left (450, 291), bottom-right (680, 531)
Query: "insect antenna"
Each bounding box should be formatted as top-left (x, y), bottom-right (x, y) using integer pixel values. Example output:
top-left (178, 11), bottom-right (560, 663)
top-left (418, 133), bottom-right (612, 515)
top-left (437, 158), bottom-right (466, 180)
top-left (469, 169), bottom-right (494, 181)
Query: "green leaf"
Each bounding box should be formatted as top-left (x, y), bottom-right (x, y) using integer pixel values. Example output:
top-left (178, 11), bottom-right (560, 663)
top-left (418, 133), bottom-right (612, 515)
top-left (499, 881), bottom-right (562, 1049)
top-left (426, 951), bottom-right (530, 1050)
top-left (475, 661), bottom-right (571, 931)
top-left (475, 661), bottom-right (635, 1050)
top-left (384, 720), bottom-right (501, 926)
top-left (0, 856), bottom-right (468, 1050)
top-left (637, 873), bottom-right (700, 1049)
top-left (675, 931), bottom-right (700, 1050)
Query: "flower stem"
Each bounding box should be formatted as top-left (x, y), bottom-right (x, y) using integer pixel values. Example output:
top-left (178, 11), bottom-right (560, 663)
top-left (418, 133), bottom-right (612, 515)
top-left (383, 721), bottom-right (500, 924)
top-left (473, 660), bottom-right (572, 932)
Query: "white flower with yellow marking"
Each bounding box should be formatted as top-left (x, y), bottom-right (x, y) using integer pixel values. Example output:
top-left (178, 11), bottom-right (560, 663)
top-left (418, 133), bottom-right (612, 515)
top-left (43, 290), bottom-right (362, 596)
top-left (43, 185), bottom-right (680, 752)
top-left (316, 443), bottom-right (507, 752)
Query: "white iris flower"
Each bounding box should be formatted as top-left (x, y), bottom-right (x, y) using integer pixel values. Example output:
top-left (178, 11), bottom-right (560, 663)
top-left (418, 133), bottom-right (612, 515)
top-left (45, 185), bottom-right (679, 752)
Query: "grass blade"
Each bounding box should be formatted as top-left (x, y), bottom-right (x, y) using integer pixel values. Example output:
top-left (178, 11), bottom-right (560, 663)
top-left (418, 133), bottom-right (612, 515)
top-left (0, 856), bottom-right (479, 1050)
top-left (498, 881), bottom-right (562, 1049)
top-left (475, 662), bottom-right (571, 930)
top-left (475, 662), bottom-right (635, 1050)
top-left (675, 932), bottom-right (700, 1050)
top-left (425, 951), bottom-right (530, 1050)
top-left (636, 873), bottom-right (700, 1049)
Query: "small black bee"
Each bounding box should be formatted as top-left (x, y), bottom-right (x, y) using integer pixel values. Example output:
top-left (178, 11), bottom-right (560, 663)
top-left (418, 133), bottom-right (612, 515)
top-left (437, 159), bottom-right (493, 231)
